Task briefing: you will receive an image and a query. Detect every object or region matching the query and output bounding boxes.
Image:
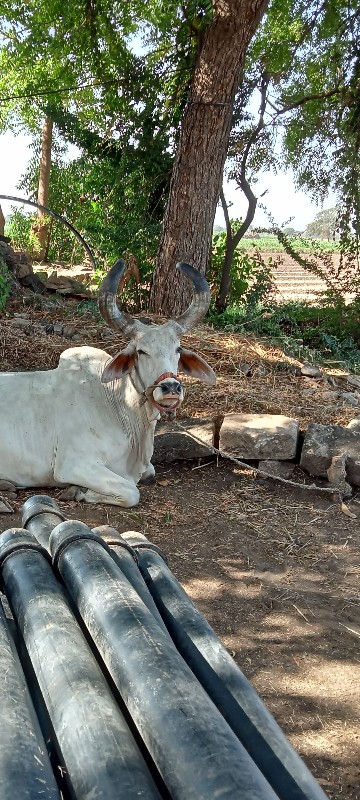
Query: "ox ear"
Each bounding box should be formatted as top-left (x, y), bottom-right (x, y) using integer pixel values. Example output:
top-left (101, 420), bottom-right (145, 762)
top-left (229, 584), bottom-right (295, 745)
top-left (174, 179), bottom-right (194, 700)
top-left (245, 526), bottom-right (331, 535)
top-left (178, 348), bottom-right (216, 386)
top-left (101, 346), bottom-right (137, 383)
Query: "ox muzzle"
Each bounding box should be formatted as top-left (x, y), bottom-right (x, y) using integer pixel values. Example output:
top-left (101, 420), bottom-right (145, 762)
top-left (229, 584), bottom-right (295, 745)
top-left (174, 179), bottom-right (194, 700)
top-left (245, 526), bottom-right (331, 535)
top-left (145, 372), bottom-right (185, 420)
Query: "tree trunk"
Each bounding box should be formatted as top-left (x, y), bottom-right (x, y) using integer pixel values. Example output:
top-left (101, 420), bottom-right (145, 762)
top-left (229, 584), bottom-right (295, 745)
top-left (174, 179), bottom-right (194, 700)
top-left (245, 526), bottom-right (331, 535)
top-left (148, 0), bottom-right (268, 316)
top-left (216, 237), bottom-right (236, 313)
top-left (36, 116), bottom-right (53, 261)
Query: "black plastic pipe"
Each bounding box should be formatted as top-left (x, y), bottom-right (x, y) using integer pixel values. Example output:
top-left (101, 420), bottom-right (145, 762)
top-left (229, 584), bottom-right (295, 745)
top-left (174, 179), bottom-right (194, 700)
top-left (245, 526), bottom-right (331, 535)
top-left (50, 519), bottom-right (280, 800)
top-left (0, 599), bottom-right (61, 800)
top-left (121, 531), bottom-right (329, 800)
top-left (92, 525), bottom-right (169, 635)
top-left (22, 495), bottom-right (66, 550)
top-left (22, 497), bottom-right (169, 634)
top-left (0, 528), bottom-right (164, 800)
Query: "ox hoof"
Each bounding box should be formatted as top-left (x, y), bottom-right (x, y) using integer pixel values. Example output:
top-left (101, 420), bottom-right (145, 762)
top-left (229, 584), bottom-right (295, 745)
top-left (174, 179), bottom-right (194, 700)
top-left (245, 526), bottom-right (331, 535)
top-left (140, 464), bottom-right (156, 484)
top-left (59, 485), bottom-right (88, 501)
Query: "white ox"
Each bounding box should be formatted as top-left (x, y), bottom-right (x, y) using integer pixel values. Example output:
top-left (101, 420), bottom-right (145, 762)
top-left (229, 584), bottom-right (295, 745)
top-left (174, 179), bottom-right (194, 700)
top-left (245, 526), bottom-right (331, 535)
top-left (0, 260), bottom-right (215, 507)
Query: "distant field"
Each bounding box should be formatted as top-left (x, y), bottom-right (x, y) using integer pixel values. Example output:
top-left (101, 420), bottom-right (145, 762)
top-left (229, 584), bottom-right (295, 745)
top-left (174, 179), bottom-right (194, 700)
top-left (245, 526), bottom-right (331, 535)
top-left (237, 236), bottom-right (339, 254)
top-left (258, 251), bottom-right (342, 303)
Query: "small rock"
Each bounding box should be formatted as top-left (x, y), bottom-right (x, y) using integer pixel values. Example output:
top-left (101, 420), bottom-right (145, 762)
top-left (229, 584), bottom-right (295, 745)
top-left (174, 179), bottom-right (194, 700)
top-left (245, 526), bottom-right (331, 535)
top-left (101, 327), bottom-right (115, 339)
top-left (53, 323), bottom-right (64, 336)
top-left (327, 453), bottom-right (352, 498)
top-left (256, 364), bottom-right (267, 377)
top-left (153, 418), bottom-right (215, 463)
top-left (300, 423), bottom-right (360, 486)
top-left (72, 334), bottom-right (83, 343)
top-left (302, 388), bottom-right (316, 395)
top-left (0, 496), bottom-right (14, 513)
top-left (58, 486), bottom-right (79, 500)
top-left (321, 390), bottom-right (339, 400)
top-left (301, 362), bottom-right (322, 378)
top-left (341, 392), bottom-right (359, 407)
top-left (346, 375), bottom-right (360, 390)
top-left (238, 363), bottom-right (252, 376)
top-left (37, 320), bottom-right (54, 334)
top-left (13, 312), bottom-right (30, 320)
top-left (63, 325), bottom-right (76, 339)
top-left (259, 460), bottom-right (295, 480)
top-left (11, 317), bottom-right (33, 332)
top-left (347, 418), bottom-right (360, 431)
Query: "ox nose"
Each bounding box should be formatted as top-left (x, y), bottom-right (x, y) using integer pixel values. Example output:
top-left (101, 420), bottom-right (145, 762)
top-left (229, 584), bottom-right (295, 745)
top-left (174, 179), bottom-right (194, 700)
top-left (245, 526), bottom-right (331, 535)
top-left (160, 380), bottom-right (182, 396)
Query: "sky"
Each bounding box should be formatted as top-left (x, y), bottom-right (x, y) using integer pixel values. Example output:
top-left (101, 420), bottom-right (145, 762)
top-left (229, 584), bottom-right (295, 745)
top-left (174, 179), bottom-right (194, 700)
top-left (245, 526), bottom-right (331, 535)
top-left (0, 129), bottom-right (337, 231)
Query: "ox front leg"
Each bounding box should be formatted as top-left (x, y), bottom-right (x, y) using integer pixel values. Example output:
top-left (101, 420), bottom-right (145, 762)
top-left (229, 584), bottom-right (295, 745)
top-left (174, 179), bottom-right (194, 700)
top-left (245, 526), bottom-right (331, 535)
top-left (76, 486), bottom-right (140, 507)
top-left (56, 464), bottom-right (140, 508)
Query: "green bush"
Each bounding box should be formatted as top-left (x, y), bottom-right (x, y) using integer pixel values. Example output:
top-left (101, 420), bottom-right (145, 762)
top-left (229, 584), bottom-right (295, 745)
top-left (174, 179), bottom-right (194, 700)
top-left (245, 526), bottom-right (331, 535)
top-left (209, 231), bottom-right (278, 307)
top-left (5, 210), bottom-right (42, 258)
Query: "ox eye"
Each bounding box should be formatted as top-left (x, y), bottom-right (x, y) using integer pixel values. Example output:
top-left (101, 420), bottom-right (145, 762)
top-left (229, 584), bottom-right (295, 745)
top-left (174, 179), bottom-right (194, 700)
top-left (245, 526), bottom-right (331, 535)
top-left (137, 349), bottom-right (149, 357)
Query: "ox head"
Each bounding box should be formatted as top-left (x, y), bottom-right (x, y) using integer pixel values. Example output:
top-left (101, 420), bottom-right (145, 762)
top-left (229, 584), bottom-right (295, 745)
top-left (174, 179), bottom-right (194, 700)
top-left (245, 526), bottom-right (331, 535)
top-left (98, 260), bottom-right (216, 418)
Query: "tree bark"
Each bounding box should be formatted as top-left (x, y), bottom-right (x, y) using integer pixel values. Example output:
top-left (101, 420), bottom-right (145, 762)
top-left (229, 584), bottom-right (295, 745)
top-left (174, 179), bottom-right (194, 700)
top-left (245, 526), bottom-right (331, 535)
top-left (0, 204), bottom-right (5, 236)
top-left (36, 116), bottom-right (53, 261)
top-left (148, 0), bottom-right (268, 316)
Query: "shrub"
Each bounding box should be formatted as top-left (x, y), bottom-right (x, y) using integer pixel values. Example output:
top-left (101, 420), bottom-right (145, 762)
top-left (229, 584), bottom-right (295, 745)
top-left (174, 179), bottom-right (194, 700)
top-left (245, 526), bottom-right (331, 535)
top-left (5, 210), bottom-right (42, 258)
top-left (209, 231), bottom-right (279, 308)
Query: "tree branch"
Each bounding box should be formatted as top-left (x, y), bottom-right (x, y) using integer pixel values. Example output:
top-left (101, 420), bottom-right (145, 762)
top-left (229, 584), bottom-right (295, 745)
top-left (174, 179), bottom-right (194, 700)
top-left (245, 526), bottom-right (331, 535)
top-left (270, 86), bottom-right (344, 119)
top-left (216, 74), bottom-right (269, 310)
top-left (219, 186), bottom-right (232, 238)
top-left (231, 73), bottom-right (269, 247)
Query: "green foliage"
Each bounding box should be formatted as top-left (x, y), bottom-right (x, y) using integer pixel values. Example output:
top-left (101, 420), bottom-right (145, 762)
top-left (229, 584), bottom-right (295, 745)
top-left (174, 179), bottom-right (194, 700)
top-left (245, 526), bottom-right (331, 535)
top-left (230, 0), bottom-right (360, 262)
top-left (209, 230), bottom-right (277, 306)
top-left (9, 139), bottom-right (164, 279)
top-left (0, 255), bottom-right (11, 311)
top-left (5, 210), bottom-right (41, 257)
top-left (0, 0), bottom-right (178, 283)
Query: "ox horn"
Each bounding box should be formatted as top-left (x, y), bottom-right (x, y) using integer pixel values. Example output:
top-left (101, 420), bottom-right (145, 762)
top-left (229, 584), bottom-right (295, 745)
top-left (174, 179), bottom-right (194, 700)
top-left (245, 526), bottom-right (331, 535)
top-left (98, 259), bottom-right (145, 338)
top-left (173, 262), bottom-right (211, 334)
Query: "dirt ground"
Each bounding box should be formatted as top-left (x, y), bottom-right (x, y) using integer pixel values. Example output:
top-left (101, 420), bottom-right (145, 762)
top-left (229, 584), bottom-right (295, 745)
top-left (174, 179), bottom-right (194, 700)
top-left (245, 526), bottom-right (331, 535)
top-left (0, 291), bottom-right (359, 800)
